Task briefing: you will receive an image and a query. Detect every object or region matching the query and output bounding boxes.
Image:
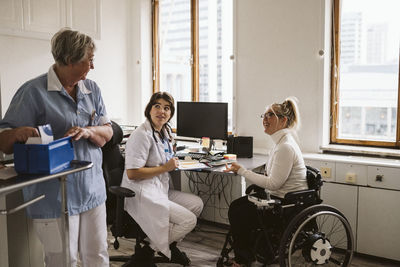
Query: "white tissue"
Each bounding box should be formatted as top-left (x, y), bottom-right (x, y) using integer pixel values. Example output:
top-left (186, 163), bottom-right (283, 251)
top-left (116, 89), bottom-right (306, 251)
top-left (25, 124), bottom-right (54, 144)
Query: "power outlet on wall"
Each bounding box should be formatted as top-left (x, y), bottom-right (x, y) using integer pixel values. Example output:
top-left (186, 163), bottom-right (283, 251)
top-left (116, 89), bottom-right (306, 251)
top-left (345, 172), bottom-right (357, 183)
top-left (320, 167), bottom-right (332, 179)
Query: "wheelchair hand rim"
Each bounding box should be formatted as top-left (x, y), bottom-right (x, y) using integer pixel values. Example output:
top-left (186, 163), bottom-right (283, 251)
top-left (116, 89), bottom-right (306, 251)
top-left (287, 210), bottom-right (354, 267)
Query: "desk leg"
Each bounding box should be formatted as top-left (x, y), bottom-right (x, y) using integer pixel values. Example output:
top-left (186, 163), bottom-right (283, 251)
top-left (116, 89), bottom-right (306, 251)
top-left (0, 196), bottom-right (9, 267)
top-left (60, 175), bottom-right (70, 267)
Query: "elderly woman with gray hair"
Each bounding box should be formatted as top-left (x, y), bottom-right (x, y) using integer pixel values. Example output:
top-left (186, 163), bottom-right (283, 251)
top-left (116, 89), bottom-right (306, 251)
top-left (0, 28), bottom-right (112, 266)
top-left (224, 97), bottom-right (308, 267)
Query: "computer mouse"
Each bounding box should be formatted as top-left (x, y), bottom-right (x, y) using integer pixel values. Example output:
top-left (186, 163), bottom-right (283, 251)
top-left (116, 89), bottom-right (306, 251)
top-left (199, 158), bottom-right (210, 163)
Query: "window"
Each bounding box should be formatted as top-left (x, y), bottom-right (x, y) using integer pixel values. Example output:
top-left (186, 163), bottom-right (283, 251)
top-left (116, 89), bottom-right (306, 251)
top-left (331, 0), bottom-right (400, 147)
top-left (152, 0), bottom-right (233, 131)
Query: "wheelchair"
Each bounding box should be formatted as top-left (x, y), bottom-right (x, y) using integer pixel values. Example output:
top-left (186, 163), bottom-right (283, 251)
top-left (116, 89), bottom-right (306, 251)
top-left (217, 166), bottom-right (354, 267)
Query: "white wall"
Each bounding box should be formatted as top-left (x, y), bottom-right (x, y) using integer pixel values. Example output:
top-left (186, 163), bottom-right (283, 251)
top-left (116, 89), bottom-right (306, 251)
top-left (0, 0), bottom-right (152, 126)
top-left (0, 0), bottom-right (329, 153)
top-left (0, 35), bottom-right (53, 114)
top-left (126, 0), bottom-right (153, 126)
top-left (234, 0), bottom-right (329, 153)
top-left (88, 0), bottom-right (130, 124)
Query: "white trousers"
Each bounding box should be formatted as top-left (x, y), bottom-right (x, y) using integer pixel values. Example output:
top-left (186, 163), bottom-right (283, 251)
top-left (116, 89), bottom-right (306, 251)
top-left (32, 203), bottom-right (109, 267)
top-left (168, 189), bottom-right (203, 243)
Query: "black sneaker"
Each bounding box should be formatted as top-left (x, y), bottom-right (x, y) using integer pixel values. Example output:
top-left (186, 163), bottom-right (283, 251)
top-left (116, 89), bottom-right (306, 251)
top-left (170, 242), bottom-right (191, 266)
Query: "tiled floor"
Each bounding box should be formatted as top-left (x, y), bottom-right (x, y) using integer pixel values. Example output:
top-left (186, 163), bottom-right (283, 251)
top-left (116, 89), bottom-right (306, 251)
top-left (107, 223), bottom-right (400, 267)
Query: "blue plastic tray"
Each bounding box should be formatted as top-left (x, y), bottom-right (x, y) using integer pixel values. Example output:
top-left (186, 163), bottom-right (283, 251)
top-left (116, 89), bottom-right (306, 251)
top-left (14, 136), bottom-right (74, 174)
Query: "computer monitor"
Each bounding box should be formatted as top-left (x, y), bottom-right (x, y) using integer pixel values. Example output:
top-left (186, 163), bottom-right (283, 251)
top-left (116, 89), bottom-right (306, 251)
top-left (177, 101), bottom-right (228, 140)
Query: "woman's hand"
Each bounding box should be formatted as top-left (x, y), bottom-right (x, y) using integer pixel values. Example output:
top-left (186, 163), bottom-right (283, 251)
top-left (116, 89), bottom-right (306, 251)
top-left (14, 127), bottom-right (40, 142)
top-left (164, 157), bottom-right (179, 172)
top-left (64, 126), bottom-right (91, 141)
top-left (127, 158), bottom-right (179, 180)
top-left (224, 162), bottom-right (242, 174)
top-left (0, 127), bottom-right (39, 154)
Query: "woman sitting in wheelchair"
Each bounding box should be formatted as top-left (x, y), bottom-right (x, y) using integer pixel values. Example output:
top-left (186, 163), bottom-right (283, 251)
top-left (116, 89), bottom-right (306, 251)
top-left (224, 97), bottom-right (307, 267)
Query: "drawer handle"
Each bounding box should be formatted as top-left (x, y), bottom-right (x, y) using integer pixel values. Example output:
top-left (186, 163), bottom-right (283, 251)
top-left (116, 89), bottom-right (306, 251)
top-left (375, 175), bottom-right (383, 182)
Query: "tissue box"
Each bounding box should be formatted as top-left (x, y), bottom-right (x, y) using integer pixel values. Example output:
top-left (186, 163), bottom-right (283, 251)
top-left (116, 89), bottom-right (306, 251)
top-left (14, 136), bottom-right (74, 174)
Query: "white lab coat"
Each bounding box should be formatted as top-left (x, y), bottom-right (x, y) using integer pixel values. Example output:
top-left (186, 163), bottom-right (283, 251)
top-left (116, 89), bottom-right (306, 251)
top-left (121, 119), bottom-right (173, 258)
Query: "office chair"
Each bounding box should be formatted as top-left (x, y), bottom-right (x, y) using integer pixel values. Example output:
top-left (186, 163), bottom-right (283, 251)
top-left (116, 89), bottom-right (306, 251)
top-left (217, 166), bottom-right (354, 267)
top-left (101, 121), bottom-right (191, 266)
top-left (102, 121), bottom-right (125, 225)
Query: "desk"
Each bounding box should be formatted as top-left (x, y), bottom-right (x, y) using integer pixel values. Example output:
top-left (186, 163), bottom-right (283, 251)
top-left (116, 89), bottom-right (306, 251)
top-left (175, 154), bottom-right (266, 224)
top-left (0, 160), bottom-right (93, 267)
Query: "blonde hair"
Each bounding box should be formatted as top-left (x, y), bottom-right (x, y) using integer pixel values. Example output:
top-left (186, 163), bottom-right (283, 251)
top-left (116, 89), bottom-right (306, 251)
top-left (51, 28), bottom-right (95, 66)
top-left (269, 96), bottom-right (301, 131)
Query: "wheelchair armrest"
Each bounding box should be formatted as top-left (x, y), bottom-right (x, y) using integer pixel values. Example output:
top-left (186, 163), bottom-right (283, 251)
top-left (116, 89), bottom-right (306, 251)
top-left (109, 186), bottom-right (135, 198)
top-left (245, 184), bottom-right (265, 195)
top-left (283, 189), bottom-right (320, 206)
top-left (248, 195), bottom-right (281, 209)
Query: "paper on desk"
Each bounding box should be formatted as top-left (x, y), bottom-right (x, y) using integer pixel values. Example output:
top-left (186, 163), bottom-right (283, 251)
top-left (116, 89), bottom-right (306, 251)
top-left (0, 166), bottom-right (17, 180)
top-left (178, 160), bottom-right (210, 171)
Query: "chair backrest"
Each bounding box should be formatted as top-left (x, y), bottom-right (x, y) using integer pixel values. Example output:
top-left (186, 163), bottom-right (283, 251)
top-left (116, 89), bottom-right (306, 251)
top-left (306, 165), bottom-right (323, 191)
top-left (282, 166), bottom-right (323, 214)
top-left (102, 121), bottom-right (125, 224)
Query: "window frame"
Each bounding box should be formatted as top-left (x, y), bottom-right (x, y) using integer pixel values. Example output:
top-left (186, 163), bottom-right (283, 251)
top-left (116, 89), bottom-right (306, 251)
top-left (152, 0), bottom-right (200, 101)
top-left (330, 0), bottom-right (400, 148)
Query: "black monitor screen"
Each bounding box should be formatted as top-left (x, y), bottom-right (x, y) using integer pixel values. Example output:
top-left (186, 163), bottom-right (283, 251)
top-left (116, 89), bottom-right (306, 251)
top-left (177, 102), bottom-right (228, 140)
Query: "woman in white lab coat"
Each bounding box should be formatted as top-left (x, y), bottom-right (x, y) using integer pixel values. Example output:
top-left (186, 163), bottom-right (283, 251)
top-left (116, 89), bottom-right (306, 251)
top-left (121, 91), bottom-right (203, 266)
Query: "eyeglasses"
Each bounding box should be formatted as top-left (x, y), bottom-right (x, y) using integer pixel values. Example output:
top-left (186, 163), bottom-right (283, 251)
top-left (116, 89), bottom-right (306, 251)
top-left (260, 111), bottom-right (283, 119)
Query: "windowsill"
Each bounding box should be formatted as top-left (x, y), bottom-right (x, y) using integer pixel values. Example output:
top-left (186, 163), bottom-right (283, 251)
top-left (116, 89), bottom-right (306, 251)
top-left (320, 144), bottom-right (400, 159)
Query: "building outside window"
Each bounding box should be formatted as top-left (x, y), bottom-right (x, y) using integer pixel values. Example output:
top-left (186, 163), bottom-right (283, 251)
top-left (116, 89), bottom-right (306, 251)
top-left (154, 0), bottom-right (233, 131)
top-left (331, 0), bottom-right (400, 147)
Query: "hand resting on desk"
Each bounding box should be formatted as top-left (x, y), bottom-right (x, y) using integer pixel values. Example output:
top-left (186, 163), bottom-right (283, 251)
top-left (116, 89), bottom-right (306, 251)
top-left (224, 162), bottom-right (242, 174)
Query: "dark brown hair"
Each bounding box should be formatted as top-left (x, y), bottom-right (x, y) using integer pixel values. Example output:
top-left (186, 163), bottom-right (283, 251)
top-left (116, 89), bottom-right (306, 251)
top-left (144, 91), bottom-right (175, 140)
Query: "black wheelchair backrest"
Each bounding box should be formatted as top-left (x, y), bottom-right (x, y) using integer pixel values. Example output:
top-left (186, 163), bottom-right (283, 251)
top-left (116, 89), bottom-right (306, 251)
top-left (283, 166), bottom-right (323, 207)
top-left (306, 165), bottom-right (323, 191)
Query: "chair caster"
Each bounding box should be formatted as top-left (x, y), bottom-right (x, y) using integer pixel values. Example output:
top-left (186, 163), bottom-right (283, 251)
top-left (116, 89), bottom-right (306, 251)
top-left (216, 257), bottom-right (224, 267)
top-left (113, 239), bottom-right (119, 250)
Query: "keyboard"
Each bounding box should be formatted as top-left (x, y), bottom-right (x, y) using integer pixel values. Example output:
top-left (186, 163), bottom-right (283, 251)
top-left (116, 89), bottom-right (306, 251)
top-left (207, 159), bottom-right (230, 167)
top-left (175, 152), bottom-right (226, 163)
top-left (175, 152), bottom-right (206, 160)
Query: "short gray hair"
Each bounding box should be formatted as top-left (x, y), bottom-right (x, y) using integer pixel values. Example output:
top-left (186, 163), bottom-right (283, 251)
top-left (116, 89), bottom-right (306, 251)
top-left (51, 28), bottom-right (95, 66)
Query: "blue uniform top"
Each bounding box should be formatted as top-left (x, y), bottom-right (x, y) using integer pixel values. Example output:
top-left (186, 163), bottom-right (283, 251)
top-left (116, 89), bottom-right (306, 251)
top-left (0, 66), bottom-right (110, 218)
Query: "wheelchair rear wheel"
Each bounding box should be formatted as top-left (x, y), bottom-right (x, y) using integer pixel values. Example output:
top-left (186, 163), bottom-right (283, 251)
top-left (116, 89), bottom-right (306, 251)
top-left (278, 204), bottom-right (354, 267)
